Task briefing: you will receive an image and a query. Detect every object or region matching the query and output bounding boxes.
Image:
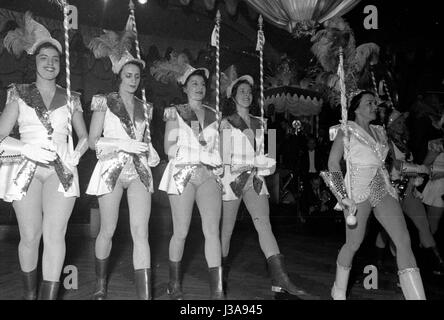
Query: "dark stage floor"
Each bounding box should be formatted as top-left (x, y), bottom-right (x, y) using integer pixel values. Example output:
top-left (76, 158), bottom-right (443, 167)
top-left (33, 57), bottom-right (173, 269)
top-left (0, 204), bottom-right (443, 300)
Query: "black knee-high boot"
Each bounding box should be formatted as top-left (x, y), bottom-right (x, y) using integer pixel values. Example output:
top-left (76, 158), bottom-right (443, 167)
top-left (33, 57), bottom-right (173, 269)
top-left (167, 261), bottom-right (183, 300)
top-left (38, 281), bottom-right (59, 300)
top-left (208, 266), bottom-right (224, 300)
top-left (92, 257), bottom-right (109, 300)
top-left (222, 256), bottom-right (230, 292)
top-left (267, 254), bottom-right (308, 297)
top-left (135, 268), bottom-right (151, 300)
top-left (22, 269), bottom-right (38, 300)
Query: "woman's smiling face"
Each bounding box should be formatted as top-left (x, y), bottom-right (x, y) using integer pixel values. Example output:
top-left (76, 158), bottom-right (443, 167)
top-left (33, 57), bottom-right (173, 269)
top-left (184, 74), bottom-right (206, 102)
top-left (35, 47), bottom-right (60, 81)
top-left (234, 82), bottom-right (253, 109)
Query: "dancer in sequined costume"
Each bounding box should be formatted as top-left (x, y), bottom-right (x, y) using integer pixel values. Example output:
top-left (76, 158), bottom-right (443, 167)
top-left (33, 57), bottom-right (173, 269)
top-left (159, 65), bottom-right (224, 300)
top-left (325, 91), bottom-right (426, 300)
top-left (86, 30), bottom-right (160, 300)
top-left (219, 75), bottom-right (311, 298)
top-left (0, 13), bottom-right (88, 300)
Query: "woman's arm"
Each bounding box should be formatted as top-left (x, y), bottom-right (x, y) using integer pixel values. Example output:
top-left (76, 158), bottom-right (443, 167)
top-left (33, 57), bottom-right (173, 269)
top-left (219, 118), bottom-right (232, 165)
top-left (327, 130), bottom-right (344, 172)
top-left (88, 110), bottom-right (106, 150)
top-left (0, 100), bottom-right (20, 141)
top-left (164, 118), bottom-right (179, 160)
top-left (72, 110), bottom-right (88, 156)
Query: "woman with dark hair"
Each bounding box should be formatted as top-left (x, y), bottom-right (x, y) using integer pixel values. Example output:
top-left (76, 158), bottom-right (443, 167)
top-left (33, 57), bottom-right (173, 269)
top-left (159, 64), bottom-right (224, 300)
top-left (86, 30), bottom-right (159, 300)
top-left (219, 76), bottom-right (309, 297)
top-left (375, 109), bottom-right (444, 276)
top-left (0, 13), bottom-right (88, 299)
top-left (325, 90), bottom-right (426, 299)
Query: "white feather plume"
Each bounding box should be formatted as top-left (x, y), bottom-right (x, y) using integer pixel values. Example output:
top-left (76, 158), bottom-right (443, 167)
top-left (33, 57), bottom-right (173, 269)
top-left (3, 11), bottom-right (46, 57)
top-left (149, 53), bottom-right (188, 84)
top-left (88, 29), bottom-right (135, 62)
top-left (354, 42), bottom-right (380, 72)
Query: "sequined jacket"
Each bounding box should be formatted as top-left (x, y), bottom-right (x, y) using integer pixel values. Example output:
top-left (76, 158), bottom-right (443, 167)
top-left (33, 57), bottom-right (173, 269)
top-left (330, 121), bottom-right (398, 203)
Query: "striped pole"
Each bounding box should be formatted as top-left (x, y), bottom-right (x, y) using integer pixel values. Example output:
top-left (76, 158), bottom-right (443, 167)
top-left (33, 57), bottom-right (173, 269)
top-left (338, 47), bottom-right (356, 226)
top-left (257, 15), bottom-right (265, 156)
top-left (129, 0), bottom-right (151, 143)
top-left (382, 79), bottom-right (394, 108)
top-left (370, 65), bottom-right (379, 98)
top-left (214, 10), bottom-right (221, 120)
top-left (60, 1), bottom-right (74, 153)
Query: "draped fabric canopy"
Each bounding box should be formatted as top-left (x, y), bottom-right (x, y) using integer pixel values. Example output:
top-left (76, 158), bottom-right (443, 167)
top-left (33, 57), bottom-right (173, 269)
top-left (265, 86), bottom-right (323, 116)
top-left (245, 0), bottom-right (361, 36)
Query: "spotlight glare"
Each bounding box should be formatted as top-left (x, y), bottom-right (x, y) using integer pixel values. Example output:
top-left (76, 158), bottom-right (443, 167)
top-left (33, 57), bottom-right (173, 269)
top-left (138, 0), bottom-right (148, 4)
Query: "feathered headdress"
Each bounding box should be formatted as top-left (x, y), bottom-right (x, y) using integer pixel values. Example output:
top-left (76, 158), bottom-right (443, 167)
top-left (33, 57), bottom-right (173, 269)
top-left (3, 11), bottom-right (62, 57)
top-left (149, 51), bottom-right (189, 85)
top-left (311, 18), bottom-right (355, 73)
top-left (354, 43), bottom-right (380, 71)
top-left (311, 17), bottom-right (380, 104)
top-left (88, 27), bottom-right (144, 74)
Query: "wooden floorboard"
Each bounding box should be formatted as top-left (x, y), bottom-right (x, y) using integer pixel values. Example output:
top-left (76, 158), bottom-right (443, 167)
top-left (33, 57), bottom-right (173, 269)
top-left (0, 205), bottom-right (443, 300)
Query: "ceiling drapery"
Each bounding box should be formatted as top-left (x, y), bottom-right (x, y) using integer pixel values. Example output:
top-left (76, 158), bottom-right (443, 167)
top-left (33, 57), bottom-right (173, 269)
top-left (244, 0), bottom-right (361, 36)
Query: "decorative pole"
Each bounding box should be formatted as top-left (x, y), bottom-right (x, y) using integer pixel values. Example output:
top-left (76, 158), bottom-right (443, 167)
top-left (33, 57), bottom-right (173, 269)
top-left (370, 65), bottom-right (379, 98)
top-left (129, 0), bottom-right (151, 143)
top-left (209, 10), bottom-right (222, 160)
top-left (382, 79), bottom-right (394, 108)
top-left (51, 0), bottom-right (74, 152)
top-left (256, 15), bottom-right (266, 156)
top-left (213, 10), bottom-right (221, 119)
top-left (338, 47), bottom-right (356, 226)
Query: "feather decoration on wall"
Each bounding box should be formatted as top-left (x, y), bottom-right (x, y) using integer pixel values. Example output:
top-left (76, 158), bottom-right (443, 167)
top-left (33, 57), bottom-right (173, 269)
top-left (150, 51), bottom-right (189, 85)
top-left (311, 17), bottom-right (380, 105)
top-left (3, 11), bottom-right (57, 57)
top-left (88, 29), bottom-right (136, 65)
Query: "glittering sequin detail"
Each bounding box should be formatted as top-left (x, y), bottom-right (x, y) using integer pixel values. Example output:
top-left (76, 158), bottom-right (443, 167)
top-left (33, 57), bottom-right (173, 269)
top-left (173, 165), bottom-right (196, 194)
top-left (330, 122), bottom-right (388, 163)
top-left (229, 168), bottom-right (263, 198)
top-left (16, 84), bottom-right (74, 192)
top-left (106, 93), bottom-right (152, 191)
top-left (6, 84), bottom-right (20, 105)
top-left (368, 169), bottom-right (390, 207)
top-left (13, 160), bottom-right (37, 198)
top-left (101, 153), bottom-right (130, 191)
top-left (91, 95), bottom-right (108, 112)
top-left (397, 267), bottom-right (420, 276)
top-left (252, 175), bottom-right (263, 195)
top-left (173, 165), bottom-right (221, 195)
top-left (230, 170), bottom-right (252, 198)
top-left (163, 107), bottom-right (177, 122)
top-left (320, 171), bottom-right (348, 201)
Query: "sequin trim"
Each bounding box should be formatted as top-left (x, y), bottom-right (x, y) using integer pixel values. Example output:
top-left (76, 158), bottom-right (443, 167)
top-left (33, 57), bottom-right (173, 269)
top-left (91, 95), bottom-right (108, 112)
top-left (397, 267), bottom-right (420, 275)
top-left (15, 84), bottom-right (74, 192)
